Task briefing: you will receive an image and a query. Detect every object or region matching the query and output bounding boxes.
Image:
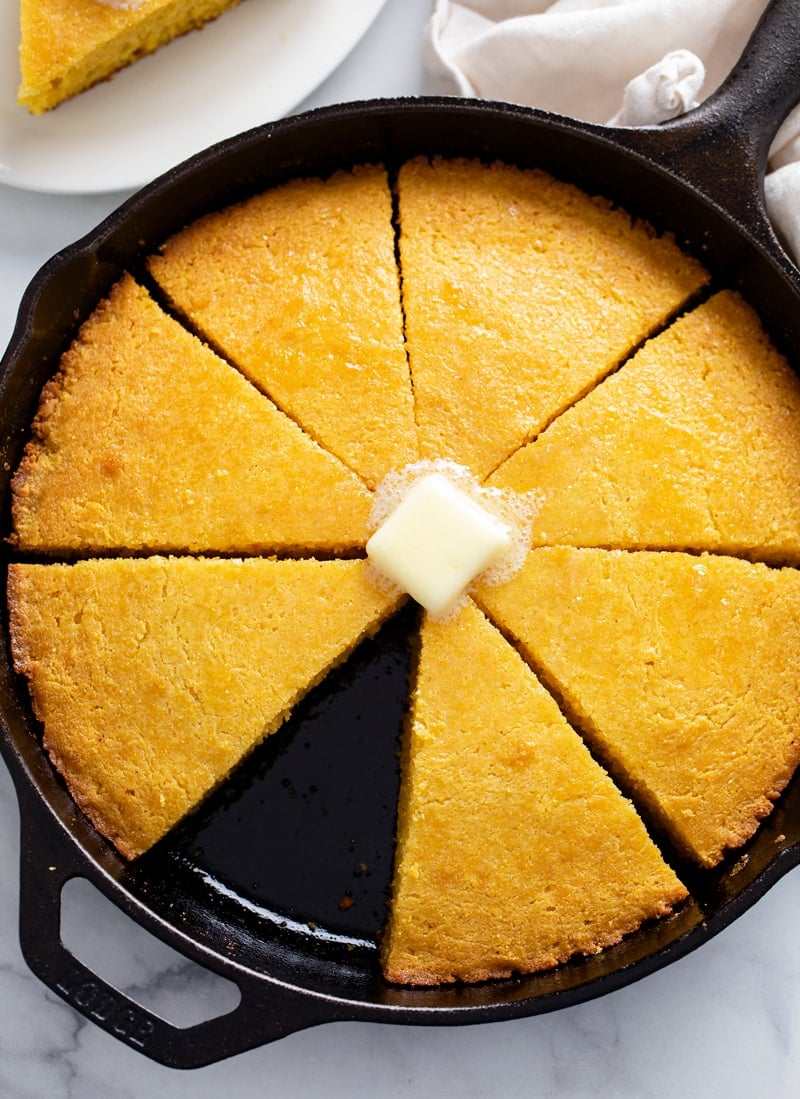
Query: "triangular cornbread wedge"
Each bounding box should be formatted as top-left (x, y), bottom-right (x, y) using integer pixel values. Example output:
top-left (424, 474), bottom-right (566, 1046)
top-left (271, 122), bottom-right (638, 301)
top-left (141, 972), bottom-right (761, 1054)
top-left (475, 548), bottom-right (800, 868)
top-left (148, 165), bottom-right (417, 489)
top-left (8, 557), bottom-right (404, 858)
top-left (18, 0), bottom-right (241, 114)
top-left (11, 275), bottom-right (373, 555)
top-left (382, 599), bottom-right (686, 986)
top-left (396, 157), bottom-right (708, 478)
top-left (490, 292), bottom-right (800, 563)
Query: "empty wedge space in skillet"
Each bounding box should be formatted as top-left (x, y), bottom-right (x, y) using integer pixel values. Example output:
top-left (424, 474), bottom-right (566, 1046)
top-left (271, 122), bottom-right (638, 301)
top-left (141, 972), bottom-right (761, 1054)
top-left (395, 156), bottom-right (709, 479)
top-left (10, 275), bottom-right (373, 555)
top-left (7, 556), bottom-right (404, 859)
top-left (147, 164), bottom-right (417, 490)
top-left (490, 291), bottom-right (800, 562)
top-left (17, 0), bottom-right (242, 114)
top-left (382, 598), bottom-right (687, 986)
top-left (475, 547), bottom-right (800, 869)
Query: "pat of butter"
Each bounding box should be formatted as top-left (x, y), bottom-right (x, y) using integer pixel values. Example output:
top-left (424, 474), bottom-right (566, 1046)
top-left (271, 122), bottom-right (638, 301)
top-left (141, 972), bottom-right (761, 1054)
top-left (366, 473), bottom-right (512, 616)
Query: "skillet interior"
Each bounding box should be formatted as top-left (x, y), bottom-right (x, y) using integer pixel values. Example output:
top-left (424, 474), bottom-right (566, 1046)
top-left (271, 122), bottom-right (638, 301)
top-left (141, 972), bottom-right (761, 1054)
top-left (3, 97), bottom-right (800, 1065)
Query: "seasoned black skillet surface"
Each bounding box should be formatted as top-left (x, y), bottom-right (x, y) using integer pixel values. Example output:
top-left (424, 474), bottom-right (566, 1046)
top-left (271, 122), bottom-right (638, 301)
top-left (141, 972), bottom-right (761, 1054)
top-left (2, 0), bottom-right (800, 1069)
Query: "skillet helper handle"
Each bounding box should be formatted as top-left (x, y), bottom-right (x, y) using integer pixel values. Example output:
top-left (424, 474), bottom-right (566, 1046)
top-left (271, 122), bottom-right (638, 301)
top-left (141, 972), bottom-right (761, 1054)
top-left (609, 0), bottom-right (800, 245)
top-left (15, 790), bottom-right (334, 1069)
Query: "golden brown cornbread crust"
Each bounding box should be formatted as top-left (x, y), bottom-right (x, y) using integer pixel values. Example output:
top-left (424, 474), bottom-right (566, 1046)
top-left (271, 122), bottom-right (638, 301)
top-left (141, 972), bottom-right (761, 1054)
top-left (491, 291), bottom-right (800, 562)
top-left (18, 0), bottom-right (241, 114)
top-left (148, 164), bottom-right (417, 489)
top-left (396, 156), bottom-right (708, 477)
top-left (8, 557), bottom-right (403, 859)
top-left (11, 275), bottom-right (373, 555)
top-left (8, 157), bottom-right (800, 988)
top-left (475, 548), bottom-right (800, 868)
top-left (382, 600), bottom-right (686, 986)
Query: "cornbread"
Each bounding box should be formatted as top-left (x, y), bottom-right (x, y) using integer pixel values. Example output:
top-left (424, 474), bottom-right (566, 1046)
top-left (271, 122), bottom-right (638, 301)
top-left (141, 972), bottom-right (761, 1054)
top-left (396, 157), bottom-right (708, 478)
top-left (490, 291), bottom-right (800, 562)
top-left (382, 599), bottom-right (686, 985)
top-left (475, 547), bottom-right (800, 868)
top-left (148, 165), bottom-right (418, 489)
top-left (9, 156), bottom-right (800, 989)
top-left (18, 0), bottom-right (241, 114)
top-left (11, 275), bottom-right (373, 555)
top-left (8, 557), bottom-right (403, 858)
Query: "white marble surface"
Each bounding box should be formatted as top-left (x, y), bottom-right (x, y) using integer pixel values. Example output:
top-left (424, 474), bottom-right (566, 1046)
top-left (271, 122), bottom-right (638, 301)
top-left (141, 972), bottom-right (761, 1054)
top-left (2, 0), bottom-right (800, 1093)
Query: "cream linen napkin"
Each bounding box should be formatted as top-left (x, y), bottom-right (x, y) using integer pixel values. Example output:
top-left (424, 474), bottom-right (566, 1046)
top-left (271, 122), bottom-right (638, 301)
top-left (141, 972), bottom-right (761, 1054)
top-left (427, 0), bottom-right (800, 261)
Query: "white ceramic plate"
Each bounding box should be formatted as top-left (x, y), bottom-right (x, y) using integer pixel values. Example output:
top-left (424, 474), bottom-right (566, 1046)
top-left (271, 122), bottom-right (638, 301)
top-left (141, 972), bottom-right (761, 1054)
top-left (0, 0), bottom-right (388, 195)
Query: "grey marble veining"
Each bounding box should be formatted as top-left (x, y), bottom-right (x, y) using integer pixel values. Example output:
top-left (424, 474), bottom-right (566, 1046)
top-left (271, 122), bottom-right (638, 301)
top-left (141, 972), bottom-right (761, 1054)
top-left (2, 1), bottom-right (800, 1093)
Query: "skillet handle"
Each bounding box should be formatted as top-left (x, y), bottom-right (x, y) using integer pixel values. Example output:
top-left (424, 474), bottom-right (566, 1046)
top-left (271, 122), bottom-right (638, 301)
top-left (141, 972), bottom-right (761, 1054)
top-left (14, 786), bottom-right (336, 1069)
top-left (607, 0), bottom-right (800, 246)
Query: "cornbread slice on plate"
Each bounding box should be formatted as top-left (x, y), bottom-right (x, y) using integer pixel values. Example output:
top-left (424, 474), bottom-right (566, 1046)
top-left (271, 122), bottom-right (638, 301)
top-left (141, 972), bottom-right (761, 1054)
top-left (8, 557), bottom-right (403, 859)
top-left (18, 0), bottom-right (241, 114)
top-left (382, 599), bottom-right (686, 986)
top-left (148, 165), bottom-right (417, 489)
top-left (490, 292), bottom-right (800, 563)
top-left (396, 157), bottom-right (708, 478)
top-left (476, 547), bottom-right (800, 868)
top-left (11, 276), bottom-right (373, 555)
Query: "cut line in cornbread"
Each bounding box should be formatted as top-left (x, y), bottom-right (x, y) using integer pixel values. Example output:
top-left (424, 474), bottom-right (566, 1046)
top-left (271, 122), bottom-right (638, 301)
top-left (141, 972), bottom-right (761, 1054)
top-left (490, 291), bottom-right (800, 563)
top-left (396, 157), bottom-right (709, 478)
top-left (148, 165), bottom-right (418, 489)
top-left (475, 547), bottom-right (800, 868)
top-left (11, 276), bottom-right (373, 556)
top-left (8, 556), bottom-right (404, 859)
top-left (18, 0), bottom-right (241, 115)
top-left (382, 599), bottom-right (687, 986)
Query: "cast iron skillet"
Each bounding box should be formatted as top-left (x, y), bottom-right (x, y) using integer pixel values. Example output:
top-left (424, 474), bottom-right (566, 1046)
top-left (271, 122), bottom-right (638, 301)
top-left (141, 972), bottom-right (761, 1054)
top-left (2, 0), bottom-right (800, 1070)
